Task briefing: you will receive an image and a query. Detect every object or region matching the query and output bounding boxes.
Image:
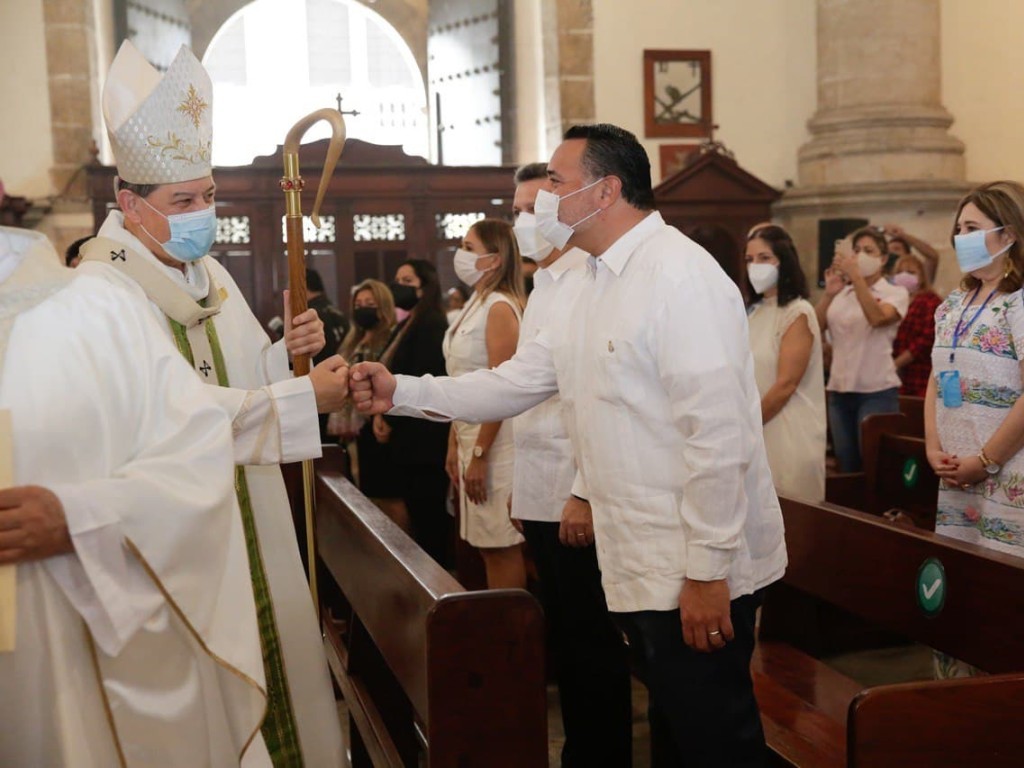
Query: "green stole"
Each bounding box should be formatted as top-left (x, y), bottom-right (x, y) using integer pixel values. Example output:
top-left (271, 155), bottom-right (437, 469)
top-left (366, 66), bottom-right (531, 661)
top-left (79, 237), bottom-right (304, 766)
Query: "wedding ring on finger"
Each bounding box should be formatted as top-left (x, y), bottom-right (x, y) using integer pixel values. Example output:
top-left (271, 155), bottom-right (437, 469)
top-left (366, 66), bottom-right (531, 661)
top-left (708, 630), bottom-right (722, 637)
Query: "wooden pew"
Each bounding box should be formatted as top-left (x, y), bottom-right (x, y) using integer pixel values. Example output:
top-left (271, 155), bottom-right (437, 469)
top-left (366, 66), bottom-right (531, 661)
top-left (860, 414), bottom-right (938, 529)
top-left (826, 412), bottom-right (938, 528)
top-left (315, 470), bottom-right (548, 767)
top-left (898, 395), bottom-right (924, 437)
top-left (753, 498), bottom-right (1024, 767)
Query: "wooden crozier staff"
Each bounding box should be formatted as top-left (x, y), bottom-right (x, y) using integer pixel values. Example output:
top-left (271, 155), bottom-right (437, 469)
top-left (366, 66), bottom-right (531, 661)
top-left (280, 109), bottom-right (347, 616)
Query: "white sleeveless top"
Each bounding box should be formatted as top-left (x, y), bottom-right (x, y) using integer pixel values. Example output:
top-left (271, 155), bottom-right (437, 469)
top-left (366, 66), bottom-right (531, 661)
top-left (443, 289), bottom-right (525, 547)
top-left (444, 290), bottom-right (522, 376)
top-left (748, 296), bottom-right (826, 502)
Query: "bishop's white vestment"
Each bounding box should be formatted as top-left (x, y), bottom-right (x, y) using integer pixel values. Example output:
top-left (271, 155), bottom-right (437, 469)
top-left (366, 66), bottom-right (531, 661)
top-left (79, 213), bottom-right (345, 767)
top-left (0, 227), bottom-right (269, 766)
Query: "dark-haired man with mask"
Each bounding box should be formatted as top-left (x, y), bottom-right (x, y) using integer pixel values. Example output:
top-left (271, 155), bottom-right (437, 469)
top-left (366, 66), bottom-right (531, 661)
top-left (510, 162), bottom-right (631, 767)
top-left (351, 123), bottom-right (785, 767)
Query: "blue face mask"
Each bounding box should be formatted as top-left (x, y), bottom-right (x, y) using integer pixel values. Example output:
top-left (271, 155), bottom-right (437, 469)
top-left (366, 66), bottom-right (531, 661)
top-left (139, 197), bottom-right (217, 263)
top-left (953, 226), bottom-right (1012, 274)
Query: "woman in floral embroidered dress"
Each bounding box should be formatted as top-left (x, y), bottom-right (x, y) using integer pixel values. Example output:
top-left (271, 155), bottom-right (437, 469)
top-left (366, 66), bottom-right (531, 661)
top-left (926, 181), bottom-right (1024, 677)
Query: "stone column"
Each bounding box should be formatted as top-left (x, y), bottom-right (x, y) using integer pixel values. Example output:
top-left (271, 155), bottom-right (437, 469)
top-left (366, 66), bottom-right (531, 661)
top-left (554, 0), bottom-right (594, 135)
top-left (40, 0), bottom-right (106, 256)
top-left (774, 0), bottom-right (969, 294)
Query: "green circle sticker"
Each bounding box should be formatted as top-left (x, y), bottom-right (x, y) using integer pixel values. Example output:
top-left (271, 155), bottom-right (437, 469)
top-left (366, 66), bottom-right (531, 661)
top-left (902, 457), bottom-right (920, 489)
top-left (916, 557), bottom-right (946, 617)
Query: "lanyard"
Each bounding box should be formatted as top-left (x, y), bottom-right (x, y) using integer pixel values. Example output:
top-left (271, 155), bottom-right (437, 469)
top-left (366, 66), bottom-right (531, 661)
top-left (950, 286), bottom-right (998, 363)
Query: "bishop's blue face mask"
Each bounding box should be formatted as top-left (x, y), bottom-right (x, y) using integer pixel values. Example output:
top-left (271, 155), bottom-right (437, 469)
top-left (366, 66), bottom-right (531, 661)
top-left (953, 226), bottom-right (1013, 274)
top-left (139, 197), bottom-right (217, 263)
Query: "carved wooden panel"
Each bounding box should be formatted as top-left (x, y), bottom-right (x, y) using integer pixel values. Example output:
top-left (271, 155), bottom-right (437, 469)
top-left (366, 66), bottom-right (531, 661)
top-left (654, 149), bottom-right (781, 291)
top-left (88, 138), bottom-right (514, 327)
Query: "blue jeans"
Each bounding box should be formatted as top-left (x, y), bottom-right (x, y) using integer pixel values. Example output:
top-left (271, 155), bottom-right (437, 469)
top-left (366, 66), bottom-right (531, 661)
top-left (827, 388), bottom-right (900, 472)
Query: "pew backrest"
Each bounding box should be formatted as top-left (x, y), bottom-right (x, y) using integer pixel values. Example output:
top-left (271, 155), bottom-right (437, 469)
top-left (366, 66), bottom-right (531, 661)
top-left (775, 498), bottom-right (1024, 673)
top-left (897, 395), bottom-right (924, 437)
top-left (757, 497), bottom-right (1024, 766)
top-left (826, 412), bottom-right (938, 526)
top-left (316, 471), bottom-right (548, 767)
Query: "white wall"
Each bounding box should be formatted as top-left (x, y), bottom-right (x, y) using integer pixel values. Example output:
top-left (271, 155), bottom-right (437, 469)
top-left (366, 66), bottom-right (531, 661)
top-left (941, 0), bottom-right (1024, 185)
top-left (7, 0), bottom-right (1023, 203)
top-left (0, 0), bottom-right (54, 198)
top-left (514, 0), bottom-right (548, 165)
top-left (592, 0), bottom-right (817, 188)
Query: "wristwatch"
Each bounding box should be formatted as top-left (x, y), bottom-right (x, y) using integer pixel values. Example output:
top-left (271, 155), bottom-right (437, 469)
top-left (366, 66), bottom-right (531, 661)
top-left (978, 448), bottom-right (1001, 475)
top-left (472, 445), bottom-right (486, 459)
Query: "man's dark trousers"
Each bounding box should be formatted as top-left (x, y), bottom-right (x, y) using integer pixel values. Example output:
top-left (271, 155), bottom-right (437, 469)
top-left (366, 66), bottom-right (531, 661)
top-left (521, 519), bottom-right (632, 768)
top-left (613, 592), bottom-right (766, 768)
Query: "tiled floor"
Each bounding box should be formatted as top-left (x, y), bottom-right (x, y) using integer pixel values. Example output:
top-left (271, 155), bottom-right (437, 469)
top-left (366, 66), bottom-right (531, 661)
top-left (544, 677), bottom-right (651, 768)
top-left (336, 644), bottom-right (933, 767)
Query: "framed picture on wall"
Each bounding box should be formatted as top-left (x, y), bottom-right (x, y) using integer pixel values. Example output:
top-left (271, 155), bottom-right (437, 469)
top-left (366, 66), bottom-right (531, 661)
top-left (643, 50), bottom-right (712, 138)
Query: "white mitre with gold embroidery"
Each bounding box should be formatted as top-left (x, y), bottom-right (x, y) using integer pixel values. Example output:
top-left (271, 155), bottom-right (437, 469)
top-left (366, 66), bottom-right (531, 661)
top-left (103, 40), bottom-right (212, 185)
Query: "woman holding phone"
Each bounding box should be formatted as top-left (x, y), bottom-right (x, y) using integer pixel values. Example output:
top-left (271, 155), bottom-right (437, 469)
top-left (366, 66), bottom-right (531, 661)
top-left (815, 227), bottom-right (910, 471)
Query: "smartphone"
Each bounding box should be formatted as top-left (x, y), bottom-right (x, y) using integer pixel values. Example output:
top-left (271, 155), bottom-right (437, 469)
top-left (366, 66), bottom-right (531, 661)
top-left (834, 237), bottom-right (854, 259)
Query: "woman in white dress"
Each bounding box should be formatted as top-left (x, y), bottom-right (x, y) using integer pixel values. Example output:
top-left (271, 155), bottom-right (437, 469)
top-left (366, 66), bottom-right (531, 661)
top-left (444, 218), bottom-right (527, 588)
top-left (745, 225), bottom-right (826, 502)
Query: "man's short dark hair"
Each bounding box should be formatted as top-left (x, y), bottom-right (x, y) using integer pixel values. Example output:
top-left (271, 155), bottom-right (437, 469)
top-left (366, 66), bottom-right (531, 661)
top-left (306, 268), bottom-right (325, 293)
top-left (514, 162), bottom-right (547, 185)
top-left (115, 177), bottom-right (161, 199)
top-left (563, 124), bottom-right (655, 210)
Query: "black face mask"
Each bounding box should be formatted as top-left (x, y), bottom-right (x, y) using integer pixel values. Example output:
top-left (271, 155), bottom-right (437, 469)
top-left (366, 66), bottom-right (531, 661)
top-left (390, 282), bottom-right (419, 311)
top-left (353, 306), bottom-right (381, 330)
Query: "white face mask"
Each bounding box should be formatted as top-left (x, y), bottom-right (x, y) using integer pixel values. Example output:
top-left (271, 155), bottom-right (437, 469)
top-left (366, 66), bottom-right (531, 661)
top-left (454, 248), bottom-right (496, 286)
top-left (857, 251), bottom-right (884, 278)
top-left (747, 262), bottom-right (779, 295)
top-left (513, 212), bottom-right (555, 262)
top-left (533, 177), bottom-right (605, 250)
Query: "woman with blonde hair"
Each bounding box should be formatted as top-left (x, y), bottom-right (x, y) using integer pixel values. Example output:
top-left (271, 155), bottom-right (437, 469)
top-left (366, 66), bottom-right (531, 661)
top-left (339, 279), bottom-right (396, 362)
top-left (891, 253), bottom-right (942, 397)
top-left (444, 218), bottom-right (526, 588)
top-left (328, 279), bottom-right (396, 504)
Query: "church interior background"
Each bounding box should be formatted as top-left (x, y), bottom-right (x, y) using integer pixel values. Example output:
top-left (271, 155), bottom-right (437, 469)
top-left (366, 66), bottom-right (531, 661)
top-left (3, 0), bottom-right (1023, 316)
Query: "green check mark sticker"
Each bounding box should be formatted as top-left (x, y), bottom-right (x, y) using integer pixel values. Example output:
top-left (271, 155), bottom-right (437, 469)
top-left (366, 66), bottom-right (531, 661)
top-left (917, 557), bottom-right (946, 617)
top-left (902, 457), bottom-right (920, 489)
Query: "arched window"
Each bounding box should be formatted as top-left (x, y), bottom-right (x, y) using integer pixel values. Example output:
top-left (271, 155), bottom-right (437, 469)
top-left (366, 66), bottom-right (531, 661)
top-left (203, 0), bottom-right (427, 165)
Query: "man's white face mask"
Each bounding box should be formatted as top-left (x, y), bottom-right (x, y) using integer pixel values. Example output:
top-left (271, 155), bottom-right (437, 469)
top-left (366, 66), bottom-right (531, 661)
top-left (513, 213), bottom-right (555, 262)
top-left (533, 177), bottom-right (605, 250)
